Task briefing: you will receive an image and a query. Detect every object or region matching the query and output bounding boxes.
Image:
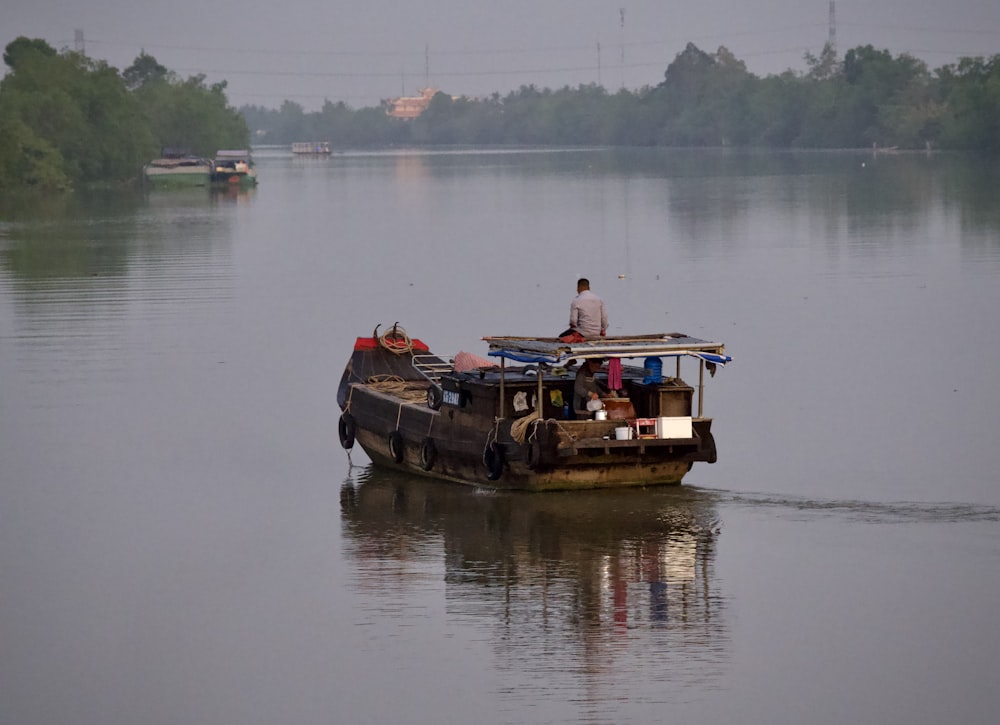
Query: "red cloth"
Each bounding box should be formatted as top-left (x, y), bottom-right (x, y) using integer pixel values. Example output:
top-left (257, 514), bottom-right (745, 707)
top-left (608, 358), bottom-right (623, 390)
top-left (354, 336), bottom-right (429, 352)
top-left (559, 331), bottom-right (587, 343)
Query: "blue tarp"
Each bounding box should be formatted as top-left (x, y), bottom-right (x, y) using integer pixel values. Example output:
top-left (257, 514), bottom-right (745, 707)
top-left (484, 333), bottom-right (731, 368)
top-left (487, 349), bottom-right (731, 365)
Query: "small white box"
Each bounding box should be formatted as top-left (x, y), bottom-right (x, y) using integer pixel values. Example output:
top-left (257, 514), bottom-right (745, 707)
top-left (655, 416), bottom-right (692, 439)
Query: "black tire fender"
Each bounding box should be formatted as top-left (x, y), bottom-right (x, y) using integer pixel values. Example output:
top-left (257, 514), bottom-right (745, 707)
top-left (702, 429), bottom-right (718, 464)
top-left (427, 384), bottom-right (443, 410)
top-left (388, 430), bottom-right (404, 463)
top-left (419, 437), bottom-right (437, 470)
top-left (338, 413), bottom-right (356, 450)
top-left (523, 440), bottom-right (542, 470)
top-left (484, 441), bottom-right (504, 481)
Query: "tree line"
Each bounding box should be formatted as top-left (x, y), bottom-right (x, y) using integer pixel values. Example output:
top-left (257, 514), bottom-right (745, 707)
top-left (244, 42), bottom-right (1000, 153)
top-left (2, 37), bottom-right (998, 192)
top-left (0, 37), bottom-right (250, 192)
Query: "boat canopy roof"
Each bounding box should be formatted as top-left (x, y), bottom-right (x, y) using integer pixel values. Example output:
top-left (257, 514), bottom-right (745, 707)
top-left (215, 149), bottom-right (251, 159)
top-left (483, 333), bottom-right (731, 366)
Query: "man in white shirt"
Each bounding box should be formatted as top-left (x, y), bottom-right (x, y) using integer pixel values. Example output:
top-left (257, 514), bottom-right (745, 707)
top-left (561, 278), bottom-right (607, 339)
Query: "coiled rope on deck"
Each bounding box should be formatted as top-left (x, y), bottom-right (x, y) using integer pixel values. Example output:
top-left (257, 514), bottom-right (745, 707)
top-left (365, 374), bottom-right (427, 404)
top-left (376, 323), bottom-right (414, 355)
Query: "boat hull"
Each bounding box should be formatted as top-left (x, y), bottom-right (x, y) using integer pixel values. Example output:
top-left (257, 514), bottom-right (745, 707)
top-left (292, 142), bottom-right (332, 154)
top-left (143, 162), bottom-right (211, 188)
top-left (343, 385), bottom-right (712, 490)
top-left (210, 170), bottom-right (257, 187)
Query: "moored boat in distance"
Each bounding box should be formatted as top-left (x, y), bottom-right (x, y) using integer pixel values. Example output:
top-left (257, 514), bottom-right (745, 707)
top-left (211, 149), bottom-right (258, 187)
top-left (143, 149), bottom-right (211, 188)
top-left (337, 324), bottom-right (732, 491)
top-left (291, 141), bottom-right (332, 155)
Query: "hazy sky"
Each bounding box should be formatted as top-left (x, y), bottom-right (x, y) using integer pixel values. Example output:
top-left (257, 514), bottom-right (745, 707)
top-left (4, 1), bottom-right (999, 110)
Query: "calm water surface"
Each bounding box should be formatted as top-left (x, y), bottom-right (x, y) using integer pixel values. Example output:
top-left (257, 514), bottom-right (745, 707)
top-left (2, 149), bottom-right (999, 724)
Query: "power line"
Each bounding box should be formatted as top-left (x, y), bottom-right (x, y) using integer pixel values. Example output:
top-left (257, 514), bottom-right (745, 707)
top-left (83, 23), bottom-right (829, 61)
top-left (62, 16), bottom-right (1000, 68)
top-left (171, 45), bottom-right (818, 83)
top-left (839, 21), bottom-right (1000, 36)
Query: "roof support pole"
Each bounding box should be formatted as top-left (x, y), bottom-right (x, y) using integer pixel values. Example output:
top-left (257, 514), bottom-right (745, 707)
top-left (698, 359), bottom-right (705, 417)
top-left (537, 367), bottom-right (544, 419)
top-left (499, 357), bottom-right (506, 418)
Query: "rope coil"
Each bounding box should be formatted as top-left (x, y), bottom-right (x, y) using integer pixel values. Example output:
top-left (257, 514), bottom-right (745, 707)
top-left (510, 411), bottom-right (541, 443)
top-left (365, 374), bottom-right (427, 404)
top-left (376, 323), bottom-right (413, 355)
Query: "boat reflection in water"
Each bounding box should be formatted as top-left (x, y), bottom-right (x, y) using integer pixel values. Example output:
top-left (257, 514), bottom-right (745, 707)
top-left (209, 185), bottom-right (256, 204)
top-left (340, 466), bottom-right (730, 692)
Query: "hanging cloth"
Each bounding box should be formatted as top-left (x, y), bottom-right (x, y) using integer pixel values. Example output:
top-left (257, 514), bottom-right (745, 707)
top-left (607, 358), bottom-right (623, 391)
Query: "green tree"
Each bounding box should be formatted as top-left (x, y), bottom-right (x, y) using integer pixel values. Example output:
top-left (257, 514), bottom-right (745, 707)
top-left (0, 114), bottom-right (70, 191)
top-left (0, 39), bottom-right (249, 189)
top-left (745, 71), bottom-right (809, 146)
top-left (839, 45), bottom-right (930, 146)
top-left (133, 67), bottom-right (249, 155)
top-left (274, 100), bottom-right (307, 143)
top-left (411, 92), bottom-right (477, 144)
top-left (937, 55), bottom-right (1000, 151)
top-left (805, 42), bottom-right (840, 81)
top-left (0, 38), bottom-right (155, 186)
top-left (650, 43), bottom-right (754, 146)
top-left (123, 51), bottom-right (169, 90)
top-left (2, 36), bottom-right (57, 70)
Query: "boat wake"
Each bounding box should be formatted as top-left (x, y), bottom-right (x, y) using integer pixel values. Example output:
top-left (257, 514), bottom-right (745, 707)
top-left (707, 489), bottom-right (1000, 525)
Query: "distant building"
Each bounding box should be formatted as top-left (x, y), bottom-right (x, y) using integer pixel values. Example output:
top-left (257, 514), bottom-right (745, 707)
top-left (387, 88), bottom-right (437, 119)
top-left (386, 88), bottom-right (440, 119)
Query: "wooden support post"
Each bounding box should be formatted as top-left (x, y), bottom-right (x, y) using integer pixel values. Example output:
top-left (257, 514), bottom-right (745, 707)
top-left (698, 359), bottom-right (705, 418)
top-left (499, 357), bottom-right (506, 418)
top-left (537, 366), bottom-right (544, 420)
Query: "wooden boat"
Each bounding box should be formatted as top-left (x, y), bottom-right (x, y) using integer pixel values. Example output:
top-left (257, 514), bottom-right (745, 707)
top-left (337, 324), bottom-right (731, 491)
top-left (211, 149), bottom-right (258, 187)
top-left (143, 153), bottom-right (211, 188)
top-left (291, 141), bottom-right (332, 155)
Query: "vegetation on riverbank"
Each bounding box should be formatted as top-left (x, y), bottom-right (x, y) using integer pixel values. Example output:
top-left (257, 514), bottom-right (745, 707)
top-left (0, 37), bottom-right (249, 192)
top-left (245, 42), bottom-right (1000, 153)
top-left (2, 35), bottom-right (998, 192)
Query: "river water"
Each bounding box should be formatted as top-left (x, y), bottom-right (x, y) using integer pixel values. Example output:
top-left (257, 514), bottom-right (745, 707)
top-left (2, 148), bottom-right (999, 725)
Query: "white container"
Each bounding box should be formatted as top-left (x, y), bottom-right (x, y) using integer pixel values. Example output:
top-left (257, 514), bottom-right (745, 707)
top-left (614, 426), bottom-right (631, 440)
top-left (655, 416), bottom-right (692, 439)
top-left (594, 410), bottom-right (608, 421)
